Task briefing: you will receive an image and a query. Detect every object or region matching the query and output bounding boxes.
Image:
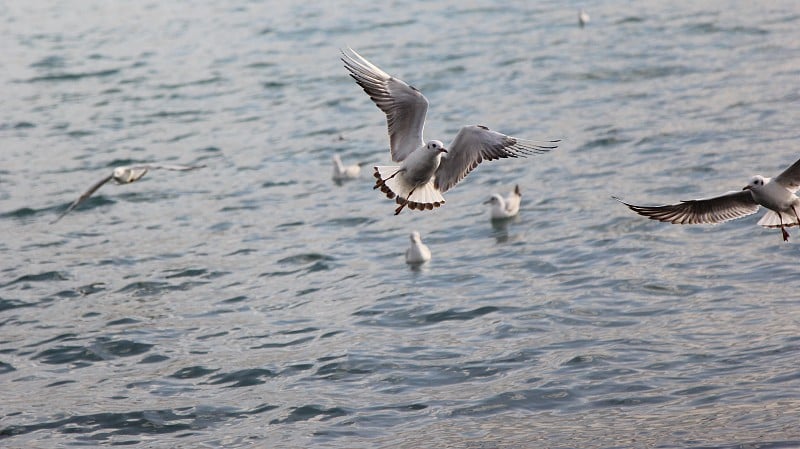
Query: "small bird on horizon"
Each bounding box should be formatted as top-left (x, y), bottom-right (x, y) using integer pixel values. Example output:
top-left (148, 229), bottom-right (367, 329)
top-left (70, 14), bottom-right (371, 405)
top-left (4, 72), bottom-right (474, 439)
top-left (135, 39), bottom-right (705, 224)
top-left (52, 163), bottom-right (205, 223)
top-left (614, 156), bottom-right (800, 241)
top-left (332, 153), bottom-right (361, 181)
top-left (485, 185), bottom-right (522, 219)
top-left (405, 231), bottom-right (431, 264)
top-left (341, 47), bottom-right (558, 215)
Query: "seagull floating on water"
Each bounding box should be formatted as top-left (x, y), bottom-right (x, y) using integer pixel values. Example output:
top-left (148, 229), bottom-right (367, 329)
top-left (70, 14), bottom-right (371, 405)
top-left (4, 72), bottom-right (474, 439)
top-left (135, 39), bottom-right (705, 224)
top-left (52, 163), bottom-right (205, 223)
top-left (341, 47), bottom-right (558, 215)
top-left (578, 9), bottom-right (590, 27)
top-left (485, 185), bottom-right (522, 219)
top-left (332, 154), bottom-right (361, 181)
top-left (614, 157), bottom-right (800, 241)
top-left (405, 231), bottom-right (431, 264)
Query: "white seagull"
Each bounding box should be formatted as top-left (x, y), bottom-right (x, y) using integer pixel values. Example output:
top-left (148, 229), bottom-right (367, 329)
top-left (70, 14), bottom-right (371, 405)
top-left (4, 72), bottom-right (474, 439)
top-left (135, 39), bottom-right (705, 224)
top-left (332, 153), bottom-right (361, 181)
top-left (405, 231), bottom-right (431, 264)
top-left (341, 47), bottom-right (558, 215)
top-left (614, 157), bottom-right (800, 241)
top-left (485, 184), bottom-right (522, 219)
top-left (52, 163), bottom-right (206, 223)
top-left (579, 9), bottom-right (590, 27)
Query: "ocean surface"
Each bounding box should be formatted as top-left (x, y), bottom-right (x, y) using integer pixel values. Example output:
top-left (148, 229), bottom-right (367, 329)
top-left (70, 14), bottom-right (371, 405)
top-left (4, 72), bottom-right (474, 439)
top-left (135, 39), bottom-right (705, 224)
top-left (2, 1), bottom-right (800, 447)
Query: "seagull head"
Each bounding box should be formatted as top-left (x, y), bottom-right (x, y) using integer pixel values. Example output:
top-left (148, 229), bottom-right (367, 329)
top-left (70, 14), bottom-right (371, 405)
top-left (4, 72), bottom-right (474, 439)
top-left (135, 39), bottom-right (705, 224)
top-left (426, 140), bottom-right (447, 154)
top-left (410, 231), bottom-right (422, 243)
top-left (743, 175), bottom-right (767, 191)
top-left (112, 167), bottom-right (131, 183)
top-left (113, 166), bottom-right (148, 184)
top-left (484, 193), bottom-right (503, 205)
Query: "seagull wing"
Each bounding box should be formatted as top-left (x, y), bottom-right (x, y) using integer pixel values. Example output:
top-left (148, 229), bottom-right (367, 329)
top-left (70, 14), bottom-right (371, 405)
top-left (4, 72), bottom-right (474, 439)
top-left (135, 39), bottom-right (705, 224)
top-left (135, 164), bottom-right (206, 172)
top-left (772, 157), bottom-right (800, 192)
top-left (341, 47), bottom-right (427, 162)
top-left (51, 173), bottom-right (114, 223)
top-left (434, 125), bottom-right (557, 193)
top-left (613, 190), bottom-right (759, 224)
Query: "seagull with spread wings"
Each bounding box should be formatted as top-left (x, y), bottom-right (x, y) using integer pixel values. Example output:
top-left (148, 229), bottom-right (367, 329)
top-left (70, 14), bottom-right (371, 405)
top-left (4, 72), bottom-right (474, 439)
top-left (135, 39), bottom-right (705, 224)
top-left (614, 157), bottom-right (800, 241)
top-left (341, 47), bottom-right (558, 215)
top-left (52, 163), bottom-right (205, 223)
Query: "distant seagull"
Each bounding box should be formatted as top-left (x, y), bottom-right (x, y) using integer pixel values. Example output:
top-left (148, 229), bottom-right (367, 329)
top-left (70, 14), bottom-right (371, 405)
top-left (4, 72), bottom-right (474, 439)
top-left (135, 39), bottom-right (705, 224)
top-left (52, 163), bottom-right (205, 223)
top-left (341, 47), bottom-right (558, 215)
top-left (485, 184), bottom-right (522, 219)
top-left (579, 9), bottom-right (590, 27)
top-left (405, 231), bottom-right (431, 264)
top-left (614, 157), bottom-right (800, 241)
top-left (332, 153), bottom-right (361, 181)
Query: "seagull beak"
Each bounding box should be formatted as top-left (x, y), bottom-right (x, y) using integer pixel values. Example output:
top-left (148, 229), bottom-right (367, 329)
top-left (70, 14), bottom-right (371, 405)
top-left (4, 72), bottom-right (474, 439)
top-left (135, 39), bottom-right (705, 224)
top-left (742, 185), bottom-right (751, 191)
top-left (440, 148), bottom-right (448, 153)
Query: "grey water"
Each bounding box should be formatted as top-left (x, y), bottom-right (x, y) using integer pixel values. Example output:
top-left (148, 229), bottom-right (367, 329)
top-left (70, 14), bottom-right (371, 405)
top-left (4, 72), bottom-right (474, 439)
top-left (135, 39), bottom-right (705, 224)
top-left (2, 1), bottom-right (800, 447)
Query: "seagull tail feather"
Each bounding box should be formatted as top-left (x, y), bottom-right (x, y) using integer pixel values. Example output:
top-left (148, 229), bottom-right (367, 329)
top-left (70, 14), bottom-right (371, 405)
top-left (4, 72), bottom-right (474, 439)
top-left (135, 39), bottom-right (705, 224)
top-left (757, 210), bottom-right (800, 228)
top-left (373, 166), bottom-right (445, 212)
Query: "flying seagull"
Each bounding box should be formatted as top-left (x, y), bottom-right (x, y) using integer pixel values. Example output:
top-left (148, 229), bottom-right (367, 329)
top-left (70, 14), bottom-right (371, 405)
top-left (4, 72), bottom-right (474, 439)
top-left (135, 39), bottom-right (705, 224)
top-left (614, 157), bottom-right (800, 241)
top-left (485, 184), bottom-right (522, 219)
top-left (52, 163), bottom-right (205, 223)
top-left (341, 47), bottom-right (558, 215)
top-left (405, 231), bottom-right (431, 264)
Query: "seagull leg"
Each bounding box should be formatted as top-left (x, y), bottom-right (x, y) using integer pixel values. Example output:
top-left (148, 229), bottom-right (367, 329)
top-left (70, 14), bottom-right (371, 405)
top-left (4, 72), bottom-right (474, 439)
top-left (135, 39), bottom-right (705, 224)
top-left (778, 213), bottom-right (790, 241)
top-left (394, 188), bottom-right (417, 215)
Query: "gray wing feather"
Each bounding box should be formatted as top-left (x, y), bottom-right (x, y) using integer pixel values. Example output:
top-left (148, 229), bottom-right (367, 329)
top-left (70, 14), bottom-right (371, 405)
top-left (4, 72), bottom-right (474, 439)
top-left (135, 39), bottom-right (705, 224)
top-left (51, 174), bottom-right (114, 223)
top-left (434, 125), bottom-right (557, 193)
top-left (773, 157), bottom-right (800, 192)
top-left (613, 190), bottom-right (759, 225)
top-left (341, 48), bottom-right (427, 162)
top-left (133, 164), bottom-right (206, 171)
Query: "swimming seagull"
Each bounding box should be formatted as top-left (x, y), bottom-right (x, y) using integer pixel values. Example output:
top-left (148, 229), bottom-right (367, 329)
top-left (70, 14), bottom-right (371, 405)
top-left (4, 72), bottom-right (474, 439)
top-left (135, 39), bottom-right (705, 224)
top-left (614, 157), bottom-right (800, 241)
top-left (332, 154), bottom-right (361, 181)
top-left (579, 9), bottom-right (590, 27)
top-left (485, 184), bottom-right (522, 219)
top-left (405, 231), bottom-right (431, 264)
top-left (51, 163), bottom-right (206, 223)
top-left (341, 47), bottom-right (558, 215)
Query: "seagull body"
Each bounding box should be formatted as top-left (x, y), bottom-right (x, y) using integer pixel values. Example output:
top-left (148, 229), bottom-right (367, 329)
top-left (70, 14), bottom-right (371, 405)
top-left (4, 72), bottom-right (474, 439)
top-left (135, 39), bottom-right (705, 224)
top-left (52, 163), bottom-right (205, 223)
top-left (405, 231), bottom-right (431, 264)
top-left (485, 185), bottom-right (522, 219)
top-left (579, 9), bottom-right (590, 27)
top-left (341, 47), bottom-right (557, 215)
top-left (332, 154), bottom-right (361, 181)
top-left (615, 157), bottom-right (800, 241)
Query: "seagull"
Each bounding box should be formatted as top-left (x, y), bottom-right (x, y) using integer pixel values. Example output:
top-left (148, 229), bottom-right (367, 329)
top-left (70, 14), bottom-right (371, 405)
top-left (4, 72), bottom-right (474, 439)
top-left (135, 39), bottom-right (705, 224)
top-left (341, 47), bottom-right (558, 215)
top-left (332, 154), bottom-right (361, 181)
top-left (614, 157), bottom-right (800, 241)
top-left (405, 231), bottom-right (431, 264)
top-left (579, 9), bottom-right (590, 27)
top-left (485, 184), bottom-right (522, 219)
top-left (51, 163), bottom-right (206, 223)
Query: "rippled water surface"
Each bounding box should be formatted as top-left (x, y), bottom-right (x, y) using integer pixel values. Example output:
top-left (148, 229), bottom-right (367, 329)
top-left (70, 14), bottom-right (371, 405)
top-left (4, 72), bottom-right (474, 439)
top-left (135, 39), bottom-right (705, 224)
top-left (2, 1), bottom-right (800, 447)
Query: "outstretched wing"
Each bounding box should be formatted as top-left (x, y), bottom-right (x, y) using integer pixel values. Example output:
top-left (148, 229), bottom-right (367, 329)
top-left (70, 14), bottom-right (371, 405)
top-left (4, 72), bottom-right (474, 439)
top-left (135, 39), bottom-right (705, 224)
top-left (341, 47), bottom-right (427, 162)
top-left (135, 164), bottom-right (206, 172)
top-left (773, 157), bottom-right (800, 192)
top-left (51, 174), bottom-right (114, 223)
top-left (434, 125), bottom-right (557, 193)
top-left (613, 190), bottom-right (759, 225)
